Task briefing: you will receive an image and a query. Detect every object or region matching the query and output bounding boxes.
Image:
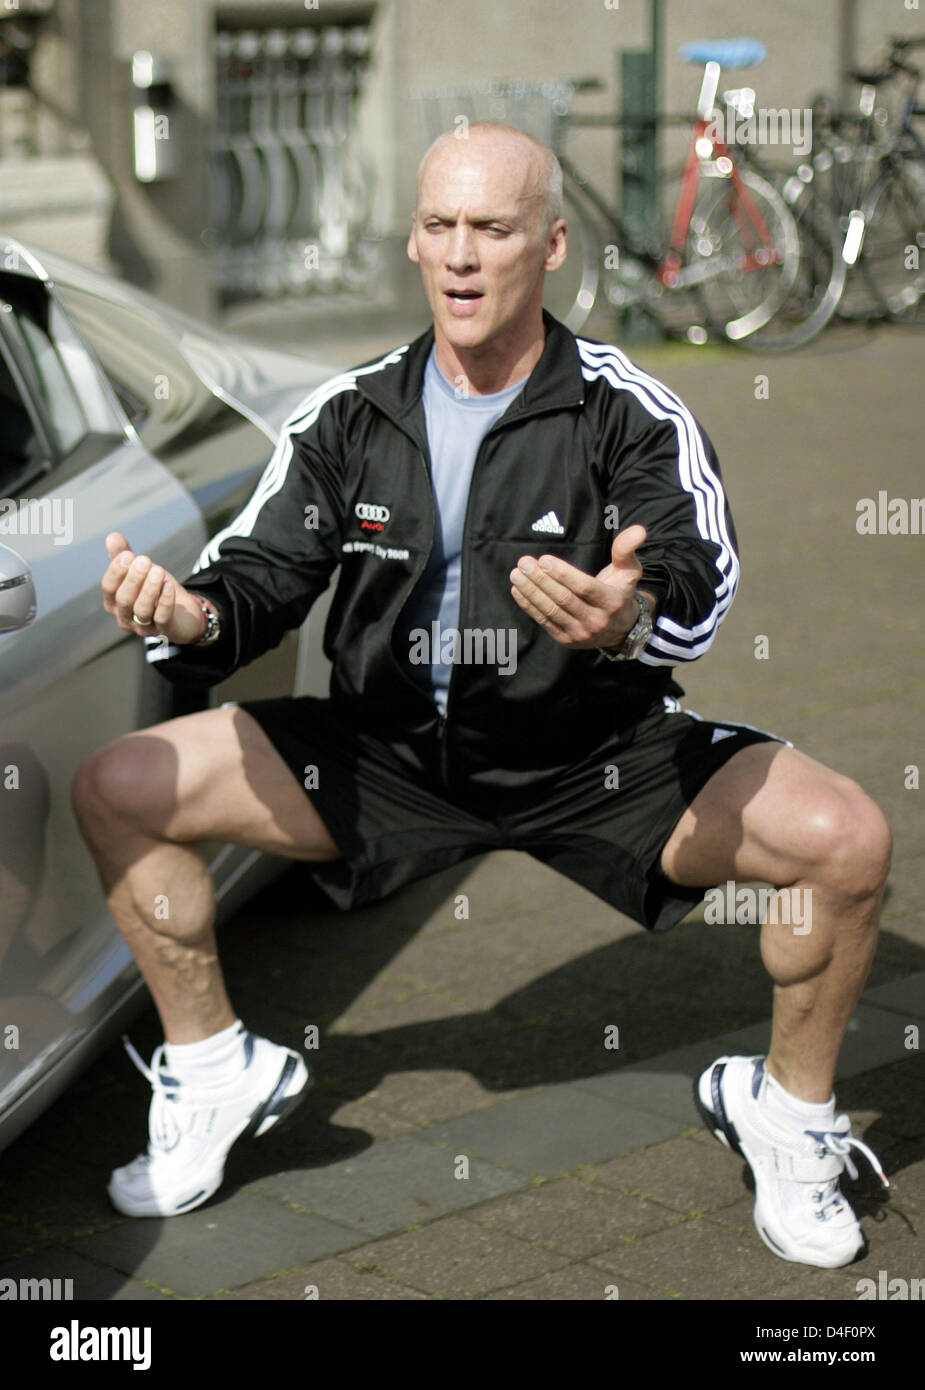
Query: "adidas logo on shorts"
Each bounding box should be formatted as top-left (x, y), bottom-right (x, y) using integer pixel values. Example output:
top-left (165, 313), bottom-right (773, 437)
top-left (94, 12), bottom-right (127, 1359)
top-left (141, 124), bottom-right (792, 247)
top-left (531, 510), bottom-right (565, 535)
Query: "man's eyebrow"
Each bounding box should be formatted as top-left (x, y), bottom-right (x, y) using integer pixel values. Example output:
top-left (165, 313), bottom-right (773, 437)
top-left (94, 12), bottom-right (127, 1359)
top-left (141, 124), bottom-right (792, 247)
top-left (418, 209), bottom-right (524, 224)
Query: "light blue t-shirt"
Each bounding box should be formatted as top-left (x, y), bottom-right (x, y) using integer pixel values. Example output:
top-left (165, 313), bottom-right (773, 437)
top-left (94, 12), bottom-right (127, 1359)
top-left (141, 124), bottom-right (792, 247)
top-left (402, 347), bottom-right (526, 714)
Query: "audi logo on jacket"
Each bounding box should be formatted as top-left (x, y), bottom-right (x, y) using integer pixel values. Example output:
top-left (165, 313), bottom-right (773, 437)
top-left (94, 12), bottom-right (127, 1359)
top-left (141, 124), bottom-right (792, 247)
top-left (145, 313), bottom-right (739, 790)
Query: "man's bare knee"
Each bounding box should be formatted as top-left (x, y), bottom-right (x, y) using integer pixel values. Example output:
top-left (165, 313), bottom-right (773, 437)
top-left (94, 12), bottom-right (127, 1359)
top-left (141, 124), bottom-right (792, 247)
top-left (72, 705), bottom-right (341, 862)
top-left (71, 735), bottom-right (172, 842)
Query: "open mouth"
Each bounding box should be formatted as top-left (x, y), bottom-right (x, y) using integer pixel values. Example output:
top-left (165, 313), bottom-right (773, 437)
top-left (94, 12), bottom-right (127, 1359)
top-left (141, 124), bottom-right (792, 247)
top-left (444, 289), bottom-right (484, 302)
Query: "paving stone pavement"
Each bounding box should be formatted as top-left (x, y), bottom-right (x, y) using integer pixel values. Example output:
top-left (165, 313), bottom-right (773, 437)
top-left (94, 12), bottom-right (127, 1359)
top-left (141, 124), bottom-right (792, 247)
top-left (0, 310), bottom-right (922, 1304)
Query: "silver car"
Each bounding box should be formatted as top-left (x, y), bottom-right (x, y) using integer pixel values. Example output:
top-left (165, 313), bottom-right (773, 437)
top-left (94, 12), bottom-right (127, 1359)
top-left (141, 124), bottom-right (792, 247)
top-left (0, 237), bottom-right (338, 1155)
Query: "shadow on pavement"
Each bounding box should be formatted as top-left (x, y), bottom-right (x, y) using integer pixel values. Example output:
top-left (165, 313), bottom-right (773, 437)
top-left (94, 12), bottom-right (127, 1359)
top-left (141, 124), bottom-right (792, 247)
top-left (0, 856), bottom-right (921, 1294)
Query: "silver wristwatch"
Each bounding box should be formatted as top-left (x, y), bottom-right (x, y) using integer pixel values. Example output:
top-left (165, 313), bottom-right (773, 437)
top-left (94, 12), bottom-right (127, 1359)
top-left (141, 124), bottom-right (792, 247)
top-left (599, 591), bottom-right (653, 662)
top-left (191, 594), bottom-right (222, 647)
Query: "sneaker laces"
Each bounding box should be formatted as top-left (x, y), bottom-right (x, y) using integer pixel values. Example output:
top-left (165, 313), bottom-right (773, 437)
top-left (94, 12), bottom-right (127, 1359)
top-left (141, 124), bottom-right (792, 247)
top-left (806, 1118), bottom-right (889, 1220)
top-left (121, 1034), bottom-right (240, 1157)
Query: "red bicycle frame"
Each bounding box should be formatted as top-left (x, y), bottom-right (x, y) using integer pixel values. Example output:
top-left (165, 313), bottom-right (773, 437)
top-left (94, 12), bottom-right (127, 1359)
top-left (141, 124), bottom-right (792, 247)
top-left (660, 69), bottom-right (783, 288)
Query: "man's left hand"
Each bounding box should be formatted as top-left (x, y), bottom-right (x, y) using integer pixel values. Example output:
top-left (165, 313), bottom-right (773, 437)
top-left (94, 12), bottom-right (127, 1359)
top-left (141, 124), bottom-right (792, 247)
top-left (510, 524), bottom-right (654, 651)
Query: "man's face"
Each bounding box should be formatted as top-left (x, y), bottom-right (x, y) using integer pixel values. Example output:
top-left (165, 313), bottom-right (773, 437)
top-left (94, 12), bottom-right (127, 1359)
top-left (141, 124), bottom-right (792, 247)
top-left (407, 134), bottom-right (566, 354)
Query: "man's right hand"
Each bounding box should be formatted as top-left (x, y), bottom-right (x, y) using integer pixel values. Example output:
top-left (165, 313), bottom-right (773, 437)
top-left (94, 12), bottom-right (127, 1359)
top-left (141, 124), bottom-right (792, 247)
top-left (102, 532), bottom-right (208, 645)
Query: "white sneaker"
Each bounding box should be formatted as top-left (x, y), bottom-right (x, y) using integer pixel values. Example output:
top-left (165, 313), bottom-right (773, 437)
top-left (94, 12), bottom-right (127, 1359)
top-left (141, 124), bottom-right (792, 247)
top-left (694, 1054), bottom-right (889, 1268)
top-left (108, 1031), bottom-right (311, 1217)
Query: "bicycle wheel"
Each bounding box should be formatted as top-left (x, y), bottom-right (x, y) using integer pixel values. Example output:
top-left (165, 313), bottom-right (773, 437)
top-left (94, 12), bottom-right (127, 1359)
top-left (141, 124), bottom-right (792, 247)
top-left (543, 186), bottom-right (602, 333)
top-left (602, 242), bottom-right (699, 343)
top-left (856, 158), bottom-right (925, 322)
top-left (819, 142), bottom-right (890, 323)
top-left (691, 168), bottom-right (802, 347)
top-left (740, 155), bottom-right (848, 350)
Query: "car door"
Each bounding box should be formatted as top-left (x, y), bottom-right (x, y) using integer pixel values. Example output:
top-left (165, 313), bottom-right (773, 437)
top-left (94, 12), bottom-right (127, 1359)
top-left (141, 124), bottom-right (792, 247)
top-left (47, 276), bottom-right (321, 900)
top-left (0, 266), bottom-right (210, 1144)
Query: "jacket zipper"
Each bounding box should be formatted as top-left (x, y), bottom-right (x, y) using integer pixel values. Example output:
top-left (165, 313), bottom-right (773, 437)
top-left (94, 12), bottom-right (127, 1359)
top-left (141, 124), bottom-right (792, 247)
top-left (438, 412), bottom-right (513, 786)
top-left (430, 401), bottom-right (580, 785)
top-left (367, 426), bottom-right (450, 775)
top-left (409, 442), bottom-right (453, 785)
top-left (394, 445), bottom-right (439, 695)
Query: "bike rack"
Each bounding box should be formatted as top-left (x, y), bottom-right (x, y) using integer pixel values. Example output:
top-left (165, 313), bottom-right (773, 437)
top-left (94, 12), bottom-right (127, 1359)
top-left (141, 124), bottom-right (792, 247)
top-left (408, 78), bottom-right (580, 150)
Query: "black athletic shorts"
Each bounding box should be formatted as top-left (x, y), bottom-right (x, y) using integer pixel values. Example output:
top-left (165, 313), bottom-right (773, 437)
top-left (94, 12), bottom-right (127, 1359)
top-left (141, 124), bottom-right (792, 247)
top-left (231, 692), bottom-right (789, 933)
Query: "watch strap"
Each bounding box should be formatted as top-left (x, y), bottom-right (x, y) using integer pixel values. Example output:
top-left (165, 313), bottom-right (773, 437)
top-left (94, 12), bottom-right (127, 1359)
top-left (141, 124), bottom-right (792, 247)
top-left (598, 591), bottom-right (653, 662)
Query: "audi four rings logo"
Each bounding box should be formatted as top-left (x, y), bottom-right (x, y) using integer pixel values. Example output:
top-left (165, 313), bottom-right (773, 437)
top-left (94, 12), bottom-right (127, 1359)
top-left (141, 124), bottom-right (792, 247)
top-left (355, 502), bottom-right (390, 531)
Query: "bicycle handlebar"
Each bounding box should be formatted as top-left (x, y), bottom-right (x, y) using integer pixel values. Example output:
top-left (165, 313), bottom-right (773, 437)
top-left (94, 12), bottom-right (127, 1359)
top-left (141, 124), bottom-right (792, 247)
top-left (885, 36), bottom-right (923, 76)
top-left (846, 37), bottom-right (924, 86)
top-left (850, 62), bottom-right (918, 85)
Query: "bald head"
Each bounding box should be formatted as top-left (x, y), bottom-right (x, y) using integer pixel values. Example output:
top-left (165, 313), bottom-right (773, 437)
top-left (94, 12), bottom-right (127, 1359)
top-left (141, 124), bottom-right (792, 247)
top-left (407, 118), bottom-right (569, 368)
top-left (416, 121), bottom-right (563, 229)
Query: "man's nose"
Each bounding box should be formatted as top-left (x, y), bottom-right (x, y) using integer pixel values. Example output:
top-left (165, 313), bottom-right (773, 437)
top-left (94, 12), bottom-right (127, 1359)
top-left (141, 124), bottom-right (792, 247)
top-left (445, 224), bottom-right (478, 270)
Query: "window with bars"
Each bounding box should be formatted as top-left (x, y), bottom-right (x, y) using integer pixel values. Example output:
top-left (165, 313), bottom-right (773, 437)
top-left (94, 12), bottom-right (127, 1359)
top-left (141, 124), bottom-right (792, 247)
top-left (208, 21), bottom-right (377, 303)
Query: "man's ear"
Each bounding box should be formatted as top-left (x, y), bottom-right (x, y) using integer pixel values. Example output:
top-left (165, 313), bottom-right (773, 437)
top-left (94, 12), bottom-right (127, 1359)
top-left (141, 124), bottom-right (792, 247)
top-left (544, 217), bottom-right (568, 273)
top-left (407, 212), bottom-right (420, 264)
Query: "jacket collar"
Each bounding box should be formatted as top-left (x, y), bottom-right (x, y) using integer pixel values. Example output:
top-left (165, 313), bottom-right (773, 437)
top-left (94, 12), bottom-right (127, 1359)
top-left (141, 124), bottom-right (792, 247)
top-left (355, 310), bottom-right (586, 424)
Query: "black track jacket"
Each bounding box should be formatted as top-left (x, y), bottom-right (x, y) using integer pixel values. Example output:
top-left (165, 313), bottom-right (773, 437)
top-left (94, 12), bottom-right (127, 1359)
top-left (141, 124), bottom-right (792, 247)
top-left (145, 312), bottom-right (740, 790)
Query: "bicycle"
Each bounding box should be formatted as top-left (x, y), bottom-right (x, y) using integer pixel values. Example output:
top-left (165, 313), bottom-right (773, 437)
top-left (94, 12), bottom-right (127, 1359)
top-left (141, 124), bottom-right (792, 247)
top-left (760, 34), bottom-right (925, 331)
top-left (545, 39), bottom-right (803, 348)
top-left (843, 36), bottom-right (925, 323)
